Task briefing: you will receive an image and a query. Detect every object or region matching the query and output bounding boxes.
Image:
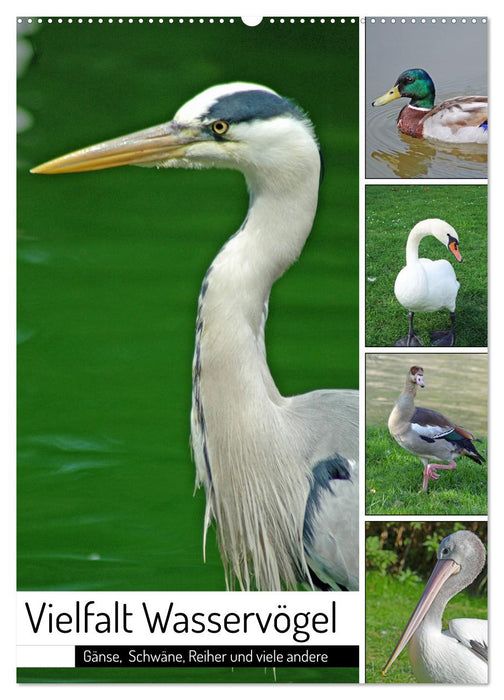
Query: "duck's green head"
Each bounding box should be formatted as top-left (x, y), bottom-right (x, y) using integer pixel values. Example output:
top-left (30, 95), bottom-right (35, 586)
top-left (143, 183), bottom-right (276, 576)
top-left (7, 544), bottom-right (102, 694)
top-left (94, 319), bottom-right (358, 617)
top-left (373, 69), bottom-right (435, 109)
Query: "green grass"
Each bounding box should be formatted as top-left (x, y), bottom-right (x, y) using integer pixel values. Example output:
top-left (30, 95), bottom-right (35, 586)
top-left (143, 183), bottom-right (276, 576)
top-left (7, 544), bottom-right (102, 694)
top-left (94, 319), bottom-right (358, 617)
top-left (366, 425), bottom-right (488, 515)
top-left (18, 666), bottom-right (358, 684)
top-left (365, 184), bottom-right (487, 347)
top-left (366, 569), bottom-right (487, 683)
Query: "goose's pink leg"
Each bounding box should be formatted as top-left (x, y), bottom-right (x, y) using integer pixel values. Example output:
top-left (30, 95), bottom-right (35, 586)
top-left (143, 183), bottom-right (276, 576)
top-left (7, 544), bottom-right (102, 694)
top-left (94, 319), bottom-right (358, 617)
top-left (422, 460), bottom-right (457, 492)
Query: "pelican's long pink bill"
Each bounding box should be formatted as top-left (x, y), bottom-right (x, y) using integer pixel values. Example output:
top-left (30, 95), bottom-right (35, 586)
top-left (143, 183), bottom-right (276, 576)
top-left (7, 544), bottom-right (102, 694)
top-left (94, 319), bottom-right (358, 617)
top-left (382, 557), bottom-right (460, 675)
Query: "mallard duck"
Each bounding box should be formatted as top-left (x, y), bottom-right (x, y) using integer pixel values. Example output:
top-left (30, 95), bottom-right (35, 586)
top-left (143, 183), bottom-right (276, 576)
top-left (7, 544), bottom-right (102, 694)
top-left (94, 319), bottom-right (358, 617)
top-left (394, 219), bottom-right (462, 347)
top-left (388, 366), bottom-right (485, 492)
top-left (372, 68), bottom-right (488, 143)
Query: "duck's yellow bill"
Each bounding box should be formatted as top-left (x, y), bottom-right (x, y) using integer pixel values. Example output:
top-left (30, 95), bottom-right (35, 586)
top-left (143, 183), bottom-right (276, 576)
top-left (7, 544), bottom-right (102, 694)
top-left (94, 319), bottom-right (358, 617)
top-left (372, 85), bottom-right (401, 107)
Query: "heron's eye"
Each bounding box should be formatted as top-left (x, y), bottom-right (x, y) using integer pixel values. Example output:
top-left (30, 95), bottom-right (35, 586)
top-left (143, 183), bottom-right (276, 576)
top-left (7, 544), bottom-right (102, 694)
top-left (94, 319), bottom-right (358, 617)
top-left (211, 120), bottom-right (229, 136)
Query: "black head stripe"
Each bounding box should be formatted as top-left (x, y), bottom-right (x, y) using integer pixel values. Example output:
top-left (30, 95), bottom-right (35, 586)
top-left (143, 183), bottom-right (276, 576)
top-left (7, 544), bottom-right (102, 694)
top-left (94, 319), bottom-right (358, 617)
top-left (204, 90), bottom-right (305, 124)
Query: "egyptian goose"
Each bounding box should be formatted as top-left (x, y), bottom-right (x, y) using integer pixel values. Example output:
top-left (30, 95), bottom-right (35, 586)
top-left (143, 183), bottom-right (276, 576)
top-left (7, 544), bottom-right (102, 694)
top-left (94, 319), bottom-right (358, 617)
top-left (372, 68), bottom-right (488, 143)
top-left (388, 366), bottom-right (485, 492)
top-left (393, 219), bottom-right (462, 347)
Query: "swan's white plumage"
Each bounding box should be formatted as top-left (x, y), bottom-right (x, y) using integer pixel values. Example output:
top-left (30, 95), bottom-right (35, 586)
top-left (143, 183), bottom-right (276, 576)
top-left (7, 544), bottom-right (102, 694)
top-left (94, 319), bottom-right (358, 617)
top-left (394, 218), bottom-right (460, 313)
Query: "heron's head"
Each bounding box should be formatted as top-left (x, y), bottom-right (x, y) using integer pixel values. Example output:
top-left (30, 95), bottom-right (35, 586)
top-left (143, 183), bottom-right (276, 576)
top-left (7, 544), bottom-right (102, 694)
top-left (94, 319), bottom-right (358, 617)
top-left (31, 82), bottom-right (321, 183)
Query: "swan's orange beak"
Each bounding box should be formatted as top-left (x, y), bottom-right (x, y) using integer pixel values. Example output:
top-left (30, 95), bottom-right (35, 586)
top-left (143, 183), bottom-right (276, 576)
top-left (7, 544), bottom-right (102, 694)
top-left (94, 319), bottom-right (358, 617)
top-left (448, 240), bottom-right (463, 262)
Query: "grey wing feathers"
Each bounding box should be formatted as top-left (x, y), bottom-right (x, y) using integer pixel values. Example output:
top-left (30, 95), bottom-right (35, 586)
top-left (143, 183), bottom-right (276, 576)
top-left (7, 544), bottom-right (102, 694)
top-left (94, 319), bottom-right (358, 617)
top-left (303, 454), bottom-right (359, 590)
top-left (286, 388), bottom-right (359, 590)
top-left (290, 388), bottom-right (358, 464)
top-left (469, 639), bottom-right (488, 663)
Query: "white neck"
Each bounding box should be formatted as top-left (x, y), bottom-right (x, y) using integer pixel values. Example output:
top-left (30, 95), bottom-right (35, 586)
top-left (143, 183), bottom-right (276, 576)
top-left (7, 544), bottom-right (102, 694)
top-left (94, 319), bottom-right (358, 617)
top-left (405, 219), bottom-right (453, 265)
top-left (406, 219), bottom-right (438, 264)
top-left (198, 156), bottom-right (319, 400)
top-left (191, 147), bottom-right (321, 590)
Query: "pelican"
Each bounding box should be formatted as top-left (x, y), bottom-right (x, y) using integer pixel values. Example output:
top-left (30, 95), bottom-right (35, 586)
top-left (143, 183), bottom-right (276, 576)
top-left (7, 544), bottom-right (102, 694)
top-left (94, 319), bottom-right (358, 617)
top-left (31, 82), bottom-right (359, 591)
top-left (382, 530), bottom-right (487, 683)
top-left (394, 219), bottom-right (462, 347)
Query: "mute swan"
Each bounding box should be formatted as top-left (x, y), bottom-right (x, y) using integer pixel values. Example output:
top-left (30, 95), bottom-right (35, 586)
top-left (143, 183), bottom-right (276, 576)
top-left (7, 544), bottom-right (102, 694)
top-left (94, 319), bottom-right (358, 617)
top-left (372, 68), bottom-right (488, 144)
top-left (388, 366), bottom-right (485, 492)
top-left (394, 218), bottom-right (462, 347)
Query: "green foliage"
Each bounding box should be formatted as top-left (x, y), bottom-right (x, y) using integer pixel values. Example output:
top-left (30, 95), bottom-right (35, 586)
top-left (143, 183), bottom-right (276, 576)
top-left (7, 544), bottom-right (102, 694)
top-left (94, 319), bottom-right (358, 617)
top-left (395, 568), bottom-right (421, 585)
top-left (365, 521), bottom-right (487, 592)
top-left (365, 536), bottom-right (397, 574)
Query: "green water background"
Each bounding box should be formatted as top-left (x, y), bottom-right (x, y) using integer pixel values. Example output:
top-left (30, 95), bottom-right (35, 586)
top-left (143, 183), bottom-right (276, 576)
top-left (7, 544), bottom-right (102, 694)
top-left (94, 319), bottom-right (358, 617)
top-left (17, 17), bottom-right (359, 683)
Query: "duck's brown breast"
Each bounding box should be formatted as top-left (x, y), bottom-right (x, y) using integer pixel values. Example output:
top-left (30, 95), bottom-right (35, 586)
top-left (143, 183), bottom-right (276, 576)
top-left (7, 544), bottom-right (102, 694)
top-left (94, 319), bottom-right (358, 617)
top-left (397, 105), bottom-right (427, 138)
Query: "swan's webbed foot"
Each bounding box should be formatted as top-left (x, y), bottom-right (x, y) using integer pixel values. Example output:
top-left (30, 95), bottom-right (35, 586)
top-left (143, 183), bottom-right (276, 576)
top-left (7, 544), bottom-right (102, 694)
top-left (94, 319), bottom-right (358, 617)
top-left (394, 310), bottom-right (423, 346)
top-left (394, 333), bottom-right (423, 347)
top-left (430, 329), bottom-right (455, 346)
top-left (430, 312), bottom-right (456, 346)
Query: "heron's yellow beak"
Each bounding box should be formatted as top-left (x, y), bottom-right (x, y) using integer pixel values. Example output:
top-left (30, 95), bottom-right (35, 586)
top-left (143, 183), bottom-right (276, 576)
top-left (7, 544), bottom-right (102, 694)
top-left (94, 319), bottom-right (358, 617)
top-left (372, 84), bottom-right (401, 107)
top-left (31, 122), bottom-right (200, 174)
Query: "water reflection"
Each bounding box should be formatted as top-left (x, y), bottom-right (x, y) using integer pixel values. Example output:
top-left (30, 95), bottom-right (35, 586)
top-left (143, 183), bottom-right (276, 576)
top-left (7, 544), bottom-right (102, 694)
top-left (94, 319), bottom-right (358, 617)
top-left (367, 108), bottom-right (487, 179)
top-left (370, 134), bottom-right (487, 179)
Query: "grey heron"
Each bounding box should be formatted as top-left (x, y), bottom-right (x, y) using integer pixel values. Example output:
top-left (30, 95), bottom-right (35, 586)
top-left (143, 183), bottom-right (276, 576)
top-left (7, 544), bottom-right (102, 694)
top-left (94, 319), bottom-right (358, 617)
top-left (382, 530), bottom-right (487, 683)
top-left (32, 82), bottom-right (359, 592)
